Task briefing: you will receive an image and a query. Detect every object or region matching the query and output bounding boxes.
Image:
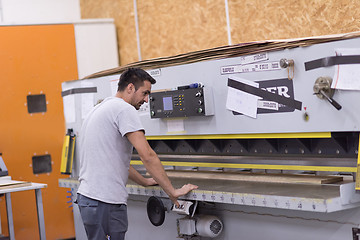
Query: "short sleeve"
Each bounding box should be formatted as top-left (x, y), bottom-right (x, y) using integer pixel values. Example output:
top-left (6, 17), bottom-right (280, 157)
top-left (116, 105), bottom-right (145, 137)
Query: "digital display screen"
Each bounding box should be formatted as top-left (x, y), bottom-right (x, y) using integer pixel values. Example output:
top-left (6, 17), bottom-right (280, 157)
top-left (163, 96), bottom-right (173, 111)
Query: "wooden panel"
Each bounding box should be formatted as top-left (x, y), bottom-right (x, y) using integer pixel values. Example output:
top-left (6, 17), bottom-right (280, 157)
top-left (84, 31), bottom-right (360, 79)
top-left (80, 0), bottom-right (228, 65)
top-left (137, 0), bottom-right (228, 60)
top-left (0, 24), bottom-right (78, 239)
top-left (165, 170), bottom-right (343, 185)
top-left (229, 0), bottom-right (360, 44)
top-left (80, 0), bottom-right (360, 67)
top-left (0, 179), bottom-right (32, 190)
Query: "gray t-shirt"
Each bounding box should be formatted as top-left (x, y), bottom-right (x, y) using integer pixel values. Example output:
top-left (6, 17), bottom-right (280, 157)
top-left (77, 97), bottom-right (144, 204)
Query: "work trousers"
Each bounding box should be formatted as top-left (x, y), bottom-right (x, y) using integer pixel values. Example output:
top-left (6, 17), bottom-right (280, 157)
top-left (76, 193), bottom-right (128, 240)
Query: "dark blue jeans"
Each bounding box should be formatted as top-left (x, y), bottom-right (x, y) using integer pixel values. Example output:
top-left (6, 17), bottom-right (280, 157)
top-left (77, 194), bottom-right (128, 240)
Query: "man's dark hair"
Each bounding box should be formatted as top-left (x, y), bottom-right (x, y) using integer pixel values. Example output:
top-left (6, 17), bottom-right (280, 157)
top-left (117, 68), bottom-right (156, 92)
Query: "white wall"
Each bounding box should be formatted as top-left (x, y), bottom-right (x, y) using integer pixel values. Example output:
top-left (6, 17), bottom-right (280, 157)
top-left (74, 20), bottom-right (119, 79)
top-left (0, 0), bottom-right (81, 24)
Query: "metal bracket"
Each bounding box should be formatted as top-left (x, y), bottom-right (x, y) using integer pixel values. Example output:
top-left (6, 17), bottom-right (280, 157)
top-left (352, 227), bottom-right (360, 240)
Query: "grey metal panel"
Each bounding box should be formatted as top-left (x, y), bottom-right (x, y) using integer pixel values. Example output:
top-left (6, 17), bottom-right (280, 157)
top-left (126, 195), bottom-right (360, 240)
top-left (137, 37), bottom-right (360, 135)
top-left (62, 37), bottom-right (360, 137)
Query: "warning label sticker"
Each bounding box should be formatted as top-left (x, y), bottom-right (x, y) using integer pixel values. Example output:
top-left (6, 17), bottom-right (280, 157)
top-left (232, 78), bottom-right (296, 115)
top-left (221, 61), bottom-right (281, 75)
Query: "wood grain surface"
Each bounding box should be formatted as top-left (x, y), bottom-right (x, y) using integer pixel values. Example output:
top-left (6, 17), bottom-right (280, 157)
top-left (165, 170), bottom-right (343, 185)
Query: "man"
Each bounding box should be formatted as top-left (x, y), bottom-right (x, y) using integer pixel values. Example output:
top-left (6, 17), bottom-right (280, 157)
top-left (76, 68), bottom-right (198, 240)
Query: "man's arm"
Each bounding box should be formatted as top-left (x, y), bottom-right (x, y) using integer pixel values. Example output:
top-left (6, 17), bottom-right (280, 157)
top-left (128, 165), bottom-right (157, 187)
top-left (126, 130), bottom-right (198, 205)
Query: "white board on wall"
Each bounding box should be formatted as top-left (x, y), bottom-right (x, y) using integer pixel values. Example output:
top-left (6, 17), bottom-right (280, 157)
top-left (74, 20), bottom-right (119, 79)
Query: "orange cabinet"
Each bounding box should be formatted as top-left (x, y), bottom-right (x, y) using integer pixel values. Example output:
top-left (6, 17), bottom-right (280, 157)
top-left (0, 24), bottom-right (78, 239)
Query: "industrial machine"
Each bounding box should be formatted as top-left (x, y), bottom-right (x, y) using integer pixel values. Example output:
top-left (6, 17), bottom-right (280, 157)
top-left (60, 32), bottom-right (360, 240)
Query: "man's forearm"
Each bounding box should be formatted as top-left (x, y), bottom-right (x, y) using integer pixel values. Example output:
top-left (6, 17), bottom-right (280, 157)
top-left (126, 130), bottom-right (197, 205)
top-left (128, 165), bottom-right (147, 186)
top-left (142, 152), bottom-right (176, 198)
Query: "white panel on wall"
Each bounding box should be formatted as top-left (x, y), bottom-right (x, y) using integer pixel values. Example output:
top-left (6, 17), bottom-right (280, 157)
top-left (0, 1), bottom-right (3, 22)
top-left (0, 0), bottom-right (80, 23)
top-left (74, 20), bottom-right (119, 79)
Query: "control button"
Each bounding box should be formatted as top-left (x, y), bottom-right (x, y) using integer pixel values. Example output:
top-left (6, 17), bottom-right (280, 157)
top-left (197, 108), bottom-right (203, 113)
top-left (198, 100), bottom-right (203, 105)
top-left (195, 91), bottom-right (202, 97)
top-left (151, 111), bottom-right (155, 117)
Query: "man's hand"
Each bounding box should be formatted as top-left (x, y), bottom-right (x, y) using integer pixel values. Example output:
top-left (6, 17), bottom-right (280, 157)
top-left (143, 177), bottom-right (157, 186)
top-left (169, 183), bottom-right (198, 206)
top-left (129, 166), bottom-right (159, 187)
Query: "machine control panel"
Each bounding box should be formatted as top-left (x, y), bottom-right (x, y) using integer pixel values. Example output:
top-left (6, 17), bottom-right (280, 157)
top-left (149, 86), bottom-right (214, 118)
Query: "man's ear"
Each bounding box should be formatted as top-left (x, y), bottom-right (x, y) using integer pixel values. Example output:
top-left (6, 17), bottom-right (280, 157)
top-left (127, 83), bottom-right (135, 93)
